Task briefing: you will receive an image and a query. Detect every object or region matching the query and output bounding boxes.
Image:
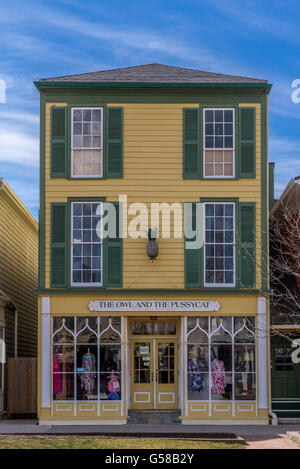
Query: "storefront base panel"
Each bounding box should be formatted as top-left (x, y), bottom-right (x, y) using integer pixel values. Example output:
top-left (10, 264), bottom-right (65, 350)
top-left (39, 419), bottom-right (127, 426)
top-left (181, 419), bottom-right (269, 425)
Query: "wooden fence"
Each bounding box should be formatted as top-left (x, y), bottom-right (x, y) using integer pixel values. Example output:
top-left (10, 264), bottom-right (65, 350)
top-left (7, 357), bottom-right (37, 417)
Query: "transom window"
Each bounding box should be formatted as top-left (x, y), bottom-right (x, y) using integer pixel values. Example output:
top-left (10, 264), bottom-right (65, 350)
top-left (72, 107), bottom-right (103, 177)
top-left (71, 202), bottom-right (103, 286)
top-left (204, 202), bottom-right (235, 287)
top-left (204, 108), bottom-right (235, 178)
top-left (131, 321), bottom-right (177, 336)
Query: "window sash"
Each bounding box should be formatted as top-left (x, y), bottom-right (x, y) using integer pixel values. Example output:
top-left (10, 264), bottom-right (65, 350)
top-left (71, 202), bottom-right (103, 287)
top-left (71, 107), bottom-right (103, 178)
top-left (204, 202), bottom-right (235, 287)
top-left (203, 108), bottom-right (235, 178)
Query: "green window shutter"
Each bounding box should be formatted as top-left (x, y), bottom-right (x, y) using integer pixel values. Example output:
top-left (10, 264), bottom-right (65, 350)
top-left (239, 107), bottom-right (255, 178)
top-left (239, 202), bottom-right (256, 287)
top-left (50, 106), bottom-right (67, 178)
top-left (183, 108), bottom-right (200, 178)
top-left (51, 203), bottom-right (67, 287)
top-left (184, 202), bottom-right (201, 287)
top-left (106, 107), bottom-right (123, 178)
top-left (106, 202), bottom-right (122, 286)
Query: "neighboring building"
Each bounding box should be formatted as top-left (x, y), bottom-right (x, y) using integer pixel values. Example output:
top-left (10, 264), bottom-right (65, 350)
top-left (35, 63), bottom-right (272, 425)
top-left (0, 178), bottom-right (38, 416)
top-left (270, 176), bottom-right (300, 420)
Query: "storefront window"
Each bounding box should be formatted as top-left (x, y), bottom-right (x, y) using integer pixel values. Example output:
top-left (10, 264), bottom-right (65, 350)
top-left (52, 316), bottom-right (122, 402)
top-left (187, 316), bottom-right (256, 401)
top-left (274, 348), bottom-right (294, 372)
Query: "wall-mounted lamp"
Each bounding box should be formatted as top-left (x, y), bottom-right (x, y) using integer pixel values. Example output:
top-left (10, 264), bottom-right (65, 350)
top-left (146, 228), bottom-right (159, 260)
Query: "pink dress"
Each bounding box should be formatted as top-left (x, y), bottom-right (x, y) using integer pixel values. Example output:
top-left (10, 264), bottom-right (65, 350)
top-left (53, 357), bottom-right (62, 393)
top-left (211, 359), bottom-right (225, 394)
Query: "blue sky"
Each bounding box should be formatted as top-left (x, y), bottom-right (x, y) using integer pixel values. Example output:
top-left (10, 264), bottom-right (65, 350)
top-left (1, 0), bottom-right (300, 219)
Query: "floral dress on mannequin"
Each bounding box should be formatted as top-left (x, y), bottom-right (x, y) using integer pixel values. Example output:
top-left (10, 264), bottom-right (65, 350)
top-left (211, 358), bottom-right (226, 395)
top-left (188, 358), bottom-right (204, 392)
top-left (81, 352), bottom-right (96, 394)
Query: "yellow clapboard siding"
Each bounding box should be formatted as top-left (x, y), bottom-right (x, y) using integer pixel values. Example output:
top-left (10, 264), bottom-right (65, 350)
top-left (44, 102), bottom-right (262, 289)
top-left (0, 181), bottom-right (38, 357)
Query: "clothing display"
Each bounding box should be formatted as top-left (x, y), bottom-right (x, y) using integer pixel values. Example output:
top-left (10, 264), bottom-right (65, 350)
top-left (81, 352), bottom-right (96, 393)
top-left (103, 357), bottom-right (118, 372)
top-left (235, 348), bottom-right (255, 372)
top-left (53, 356), bottom-right (62, 394)
top-left (188, 358), bottom-right (204, 392)
top-left (107, 373), bottom-right (120, 400)
top-left (211, 358), bottom-right (226, 394)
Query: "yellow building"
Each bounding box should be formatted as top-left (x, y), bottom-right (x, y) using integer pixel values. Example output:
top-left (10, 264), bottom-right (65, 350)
top-left (35, 63), bottom-right (272, 425)
top-left (0, 178), bottom-right (38, 416)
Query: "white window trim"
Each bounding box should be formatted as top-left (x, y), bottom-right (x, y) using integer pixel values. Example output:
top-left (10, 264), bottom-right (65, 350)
top-left (203, 108), bottom-right (235, 179)
top-left (71, 107), bottom-right (103, 179)
top-left (203, 202), bottom-right (236, 288)
top-left (70, 201), bottom-right (103, 287)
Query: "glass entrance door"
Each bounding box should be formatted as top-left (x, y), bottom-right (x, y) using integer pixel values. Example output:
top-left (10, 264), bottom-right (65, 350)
top-left (131, 340), bottom-right (154, 409)
top-left (156, 339), bottom-right (178, 409)
top-left (130, 337), bottom-right (178, 409)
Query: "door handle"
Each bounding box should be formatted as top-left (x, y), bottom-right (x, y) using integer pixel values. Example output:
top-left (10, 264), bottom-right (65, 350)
top-left (151, 372), bottom-right (153, 382)
top-left (156, 371), bottom-right (158, 383)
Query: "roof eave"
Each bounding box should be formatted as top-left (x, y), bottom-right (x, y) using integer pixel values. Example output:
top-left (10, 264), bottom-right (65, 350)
top-left (34, 81), bottom-right (272, 93)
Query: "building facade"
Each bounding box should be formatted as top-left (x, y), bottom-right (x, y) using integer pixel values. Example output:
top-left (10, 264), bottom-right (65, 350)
top-left (270, 177), bottom-right (300, 419)
top-left (0, 178), bottom-right (38, 416)
top-left (35, 63), bottom-right (271, 425)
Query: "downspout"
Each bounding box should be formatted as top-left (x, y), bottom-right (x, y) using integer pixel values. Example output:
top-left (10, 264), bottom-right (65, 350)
top-left (269, 411), bottom-right (278, 426)
top-left (14, 310), bottom-right (18, 358)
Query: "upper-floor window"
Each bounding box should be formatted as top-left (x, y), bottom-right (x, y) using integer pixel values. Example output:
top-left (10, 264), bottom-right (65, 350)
top-left (71, 202), bottom-right (103, 286)
top-left (204, 202), bottom-right (235, 287)
top-left (204, 109), bottom-right (235, 178)
top-left (71, 108), bottom-right (103, 178)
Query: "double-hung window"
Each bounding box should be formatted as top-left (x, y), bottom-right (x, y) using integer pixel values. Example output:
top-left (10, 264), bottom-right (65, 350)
top-left (204, 202), bottom-right (235, 287)
top-left (71, 202), bottom-right (103, 286)
top-left (72, 108), bottom-right (103, 177)
top-left (204, 108), bottom-right (235, 178)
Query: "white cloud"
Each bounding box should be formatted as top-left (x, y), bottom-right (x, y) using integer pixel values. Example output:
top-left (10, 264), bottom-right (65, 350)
top-left (270, 135), bottom-right (300, 194)
top-left (0, 110), bottom-right (39, 124)
top-left (43, 14), bottom-right (230, 72)
top-left (208, 0), bottom-right (299, 42)
top-left (0, 125), bottom-right (39, 166)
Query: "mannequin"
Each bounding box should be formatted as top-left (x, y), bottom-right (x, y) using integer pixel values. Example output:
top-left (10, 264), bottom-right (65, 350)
top-left (103, 352), bottom-right (118, 372)
top-left (107, 369), bottom-right (120, 400)
top-left (188, 347), bottom-right (204, 392)
top-left (211, 350), bottom-right (225, 395)
top-left (81, 347), bottom-right (96, 395)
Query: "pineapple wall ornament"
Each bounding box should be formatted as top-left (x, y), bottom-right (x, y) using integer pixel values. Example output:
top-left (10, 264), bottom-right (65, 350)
top-left (146, 228), bottom-right (159, 260)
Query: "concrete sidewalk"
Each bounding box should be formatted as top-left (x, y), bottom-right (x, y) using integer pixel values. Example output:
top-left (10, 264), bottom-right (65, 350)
top-left (1, 420), bottom-right (300, 439)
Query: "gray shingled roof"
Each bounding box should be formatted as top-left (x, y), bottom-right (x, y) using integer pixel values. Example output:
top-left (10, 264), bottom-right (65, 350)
top-left (38, 63), bottom-right (268, 84)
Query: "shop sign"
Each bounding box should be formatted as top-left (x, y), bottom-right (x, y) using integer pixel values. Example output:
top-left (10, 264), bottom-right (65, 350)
top-left (88, 299), bottom-right (221, 312)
